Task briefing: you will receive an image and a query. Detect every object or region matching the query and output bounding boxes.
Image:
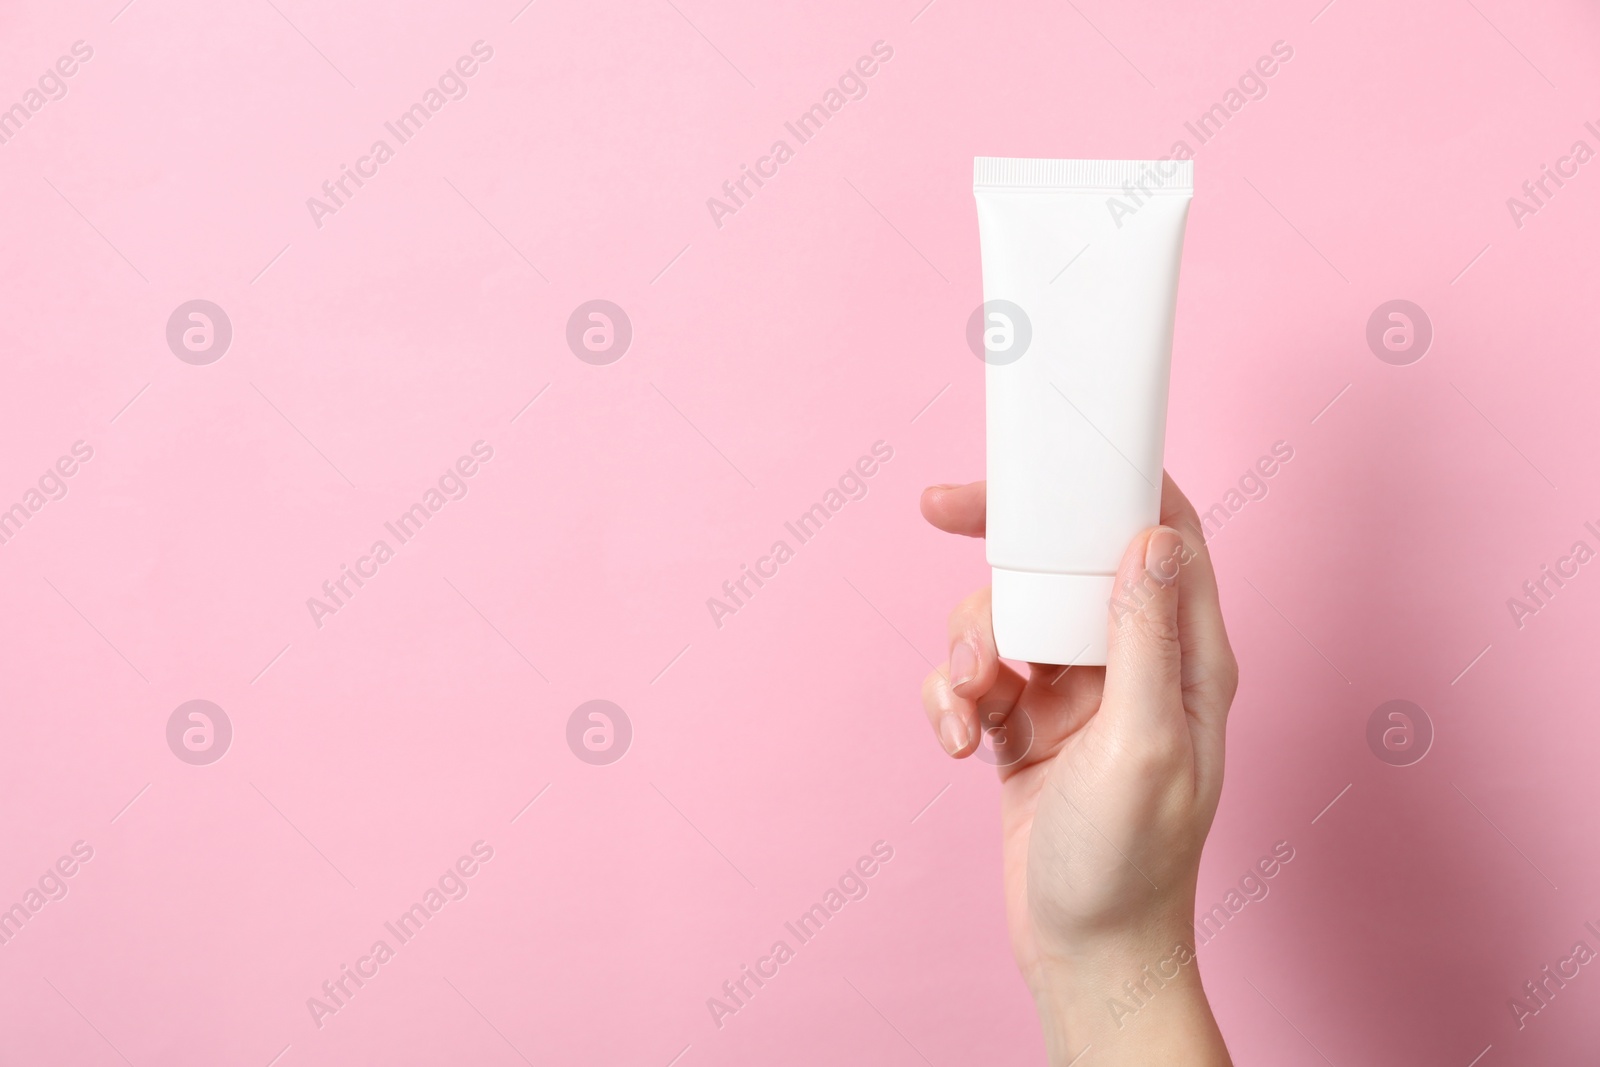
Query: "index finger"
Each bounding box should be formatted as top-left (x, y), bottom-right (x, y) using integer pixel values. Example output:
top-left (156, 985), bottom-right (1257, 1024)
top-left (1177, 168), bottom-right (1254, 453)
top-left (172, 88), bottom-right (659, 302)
top-left (920, 481), bottom-right (986, 537)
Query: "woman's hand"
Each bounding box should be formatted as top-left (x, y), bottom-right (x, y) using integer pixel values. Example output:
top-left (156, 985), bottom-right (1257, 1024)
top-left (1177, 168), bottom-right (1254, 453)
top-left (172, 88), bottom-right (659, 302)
top-left (919, 473), bottom-right (1236, 1066)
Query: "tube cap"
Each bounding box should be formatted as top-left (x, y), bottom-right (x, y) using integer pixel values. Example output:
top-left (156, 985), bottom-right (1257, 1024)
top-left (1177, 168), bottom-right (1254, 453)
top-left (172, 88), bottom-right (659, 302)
top-left (991, 568), bottom-right (1113, 665)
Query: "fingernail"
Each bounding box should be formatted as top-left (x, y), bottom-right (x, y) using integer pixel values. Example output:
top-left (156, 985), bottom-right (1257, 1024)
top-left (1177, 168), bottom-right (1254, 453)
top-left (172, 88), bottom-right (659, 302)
top-left (939, 713), bottom-right (969, 756)
top-left (949, 640), bottom-right (978, 690)
top-left (1145, 527), bottom-right (1185, 586)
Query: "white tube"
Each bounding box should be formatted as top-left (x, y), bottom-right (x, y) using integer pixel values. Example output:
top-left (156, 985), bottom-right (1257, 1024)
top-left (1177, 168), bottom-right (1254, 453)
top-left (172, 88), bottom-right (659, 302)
top-left (973, 158), bottom-right (1192, 665)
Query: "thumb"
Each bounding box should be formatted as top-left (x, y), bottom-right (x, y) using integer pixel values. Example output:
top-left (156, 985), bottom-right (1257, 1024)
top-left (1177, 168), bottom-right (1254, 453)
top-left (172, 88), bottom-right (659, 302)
top-left (1100, 526), bottom-right (1188, 735)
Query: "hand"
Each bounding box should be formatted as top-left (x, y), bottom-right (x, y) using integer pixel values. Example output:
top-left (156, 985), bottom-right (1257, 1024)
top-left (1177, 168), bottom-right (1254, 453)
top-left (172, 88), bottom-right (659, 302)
top-left (919, 473), bottom-right (1236, 1065)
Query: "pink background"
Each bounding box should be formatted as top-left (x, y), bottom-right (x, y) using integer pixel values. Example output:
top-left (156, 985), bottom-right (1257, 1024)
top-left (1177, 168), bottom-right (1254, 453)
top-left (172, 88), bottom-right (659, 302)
top-left (1, 0), bottom-right (1597, 1063)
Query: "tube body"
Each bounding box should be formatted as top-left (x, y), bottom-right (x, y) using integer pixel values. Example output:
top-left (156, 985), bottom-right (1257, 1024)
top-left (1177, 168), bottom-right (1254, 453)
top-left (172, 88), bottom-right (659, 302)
top-left (973, 157), bottom-right (1192, 665)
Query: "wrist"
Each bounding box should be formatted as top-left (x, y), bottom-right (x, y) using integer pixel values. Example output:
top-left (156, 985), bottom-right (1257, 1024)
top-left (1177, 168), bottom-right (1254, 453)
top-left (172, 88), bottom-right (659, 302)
top-left (1031, 919), bottom-right (1230, 1067)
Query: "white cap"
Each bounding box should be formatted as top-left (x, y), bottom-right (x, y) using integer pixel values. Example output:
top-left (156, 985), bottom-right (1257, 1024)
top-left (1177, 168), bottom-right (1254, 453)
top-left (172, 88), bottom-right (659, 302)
top-left (991, 568), bottom-right (1112, 665)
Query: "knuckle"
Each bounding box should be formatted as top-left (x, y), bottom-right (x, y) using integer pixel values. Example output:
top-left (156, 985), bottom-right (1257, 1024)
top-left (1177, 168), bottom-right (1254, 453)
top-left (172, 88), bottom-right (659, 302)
top-left (1107, 721), bottom-right (1186, 777)
top-left (1219, 650), bottom-right (1240, 703)
top-left (948, 587), bottom-right (992, 636)
top-left (1133, 603), bottom-right (1183, 658)
top-left (1187, 647), bottom-right (1239, 710)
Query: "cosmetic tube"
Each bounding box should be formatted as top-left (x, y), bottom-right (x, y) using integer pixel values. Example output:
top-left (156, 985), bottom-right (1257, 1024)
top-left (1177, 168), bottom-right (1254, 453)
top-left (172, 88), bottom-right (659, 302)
top-left (973, 157), bottom-right (1192, 665)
